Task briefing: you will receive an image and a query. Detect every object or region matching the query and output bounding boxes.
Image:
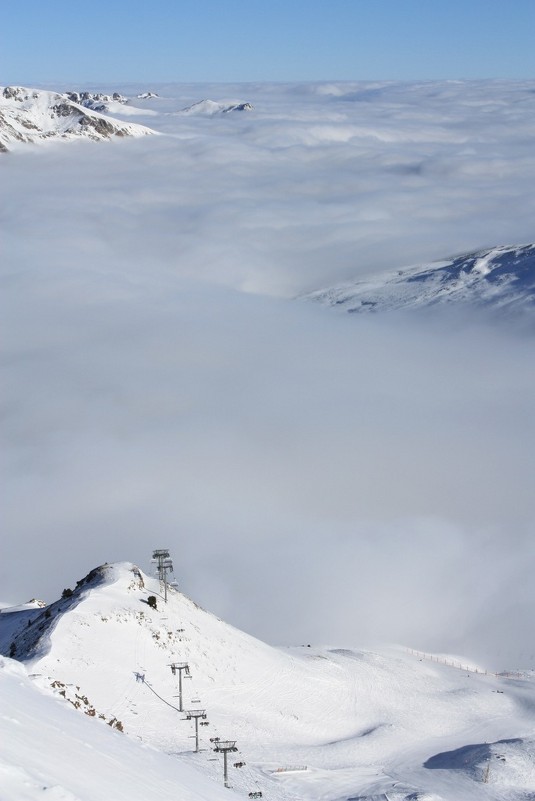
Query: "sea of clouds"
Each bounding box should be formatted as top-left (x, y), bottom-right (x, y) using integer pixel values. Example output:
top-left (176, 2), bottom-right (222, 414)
top-left (2, 80), bottom-right (535, 667)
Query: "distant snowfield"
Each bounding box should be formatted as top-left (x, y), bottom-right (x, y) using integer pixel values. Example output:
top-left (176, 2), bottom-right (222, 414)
top-left (2, 562), bottom-right (535, 801)
top-left (1, 79), bottom-right (535, 672)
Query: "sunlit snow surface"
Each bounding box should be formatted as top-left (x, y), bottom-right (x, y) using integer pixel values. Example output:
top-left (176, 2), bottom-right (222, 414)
top-left (1, 563), bottom-right (535, 801)
top-left (0, 86), bottom-right (156, 150)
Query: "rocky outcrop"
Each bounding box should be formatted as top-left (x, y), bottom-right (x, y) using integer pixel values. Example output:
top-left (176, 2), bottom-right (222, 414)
top-left (65, 91), bottom-right (128, 113)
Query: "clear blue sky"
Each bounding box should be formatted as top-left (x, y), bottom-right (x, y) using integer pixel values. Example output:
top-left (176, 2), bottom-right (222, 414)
top-left (2, 0), bottom-right (535, 85)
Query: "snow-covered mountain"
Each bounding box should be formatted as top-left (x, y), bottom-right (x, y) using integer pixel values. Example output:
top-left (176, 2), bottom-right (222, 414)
top-left (176, 99), bottom-right (254, 116)
top-left (303, 243), bottom-right (535, 318)
top-left (0, 86), bottom-right (157, 151)
top-left (1, 561), bottom-right (535, 801)
top-left (65, 90), bottom-right (128, 112)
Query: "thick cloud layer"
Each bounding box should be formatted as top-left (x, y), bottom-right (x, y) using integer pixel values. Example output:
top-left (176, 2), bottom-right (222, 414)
top-left (2, 81), bottom-right (535, 668)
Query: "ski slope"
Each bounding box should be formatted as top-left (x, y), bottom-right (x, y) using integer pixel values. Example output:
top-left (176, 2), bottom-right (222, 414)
top-left (0, 655), bottom-right (241, 801)
top-left (2, 562), bottom-right (535, 800)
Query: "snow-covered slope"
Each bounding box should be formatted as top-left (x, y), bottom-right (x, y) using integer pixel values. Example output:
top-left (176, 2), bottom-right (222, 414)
top-left (0, 655), bottom-right (240, 801)
top-left (303, 243), bottom-right (535, 318)
top-left (0, 86), bottom-right (157, 151)
top-left (2, 562), bottom-right (535, 800)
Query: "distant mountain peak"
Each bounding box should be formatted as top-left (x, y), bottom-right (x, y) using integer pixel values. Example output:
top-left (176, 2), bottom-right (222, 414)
top-left (176, 99), bottom-right (254, 116)
top-left (302, 243), bottom-right (535, 318)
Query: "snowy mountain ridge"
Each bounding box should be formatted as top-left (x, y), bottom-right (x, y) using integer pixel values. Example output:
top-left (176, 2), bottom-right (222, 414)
top-left (176, 99), bottom-right (254, 116)
top-left (2, 561), bottom-right (535, 800)
top-left (0, 85), bottom-right (157, 151)
top-left (65, 90), bottom-right (129, 109)
top-left (303, 243), bottom-right (535, 318)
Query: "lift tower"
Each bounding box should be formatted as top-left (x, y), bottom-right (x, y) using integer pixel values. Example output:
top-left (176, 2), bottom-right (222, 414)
top-left (151, 549), bottom-right (173, 602)
top-left (184, 709), bottom-right (207, 752)
top-left (168, 662), bottom-right (190, 712)
top-left (213, 740), bottom-right (238, 788)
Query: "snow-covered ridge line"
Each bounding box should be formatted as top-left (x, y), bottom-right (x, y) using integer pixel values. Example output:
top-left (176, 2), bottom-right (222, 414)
top-left (302, 242), bottom-right (535, 318)
top-left (0, 85), bottom-right (157, 151)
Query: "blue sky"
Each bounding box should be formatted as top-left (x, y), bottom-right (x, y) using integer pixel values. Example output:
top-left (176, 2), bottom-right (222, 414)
top-left (2, 0), bottom-right (535, 85)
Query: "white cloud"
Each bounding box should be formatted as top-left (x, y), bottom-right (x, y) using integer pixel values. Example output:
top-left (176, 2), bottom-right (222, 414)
top-left (1, 80), bottom-right (534, 668)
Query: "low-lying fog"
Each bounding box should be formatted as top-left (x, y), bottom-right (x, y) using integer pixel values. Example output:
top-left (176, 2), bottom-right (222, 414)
top-left (2, 80), bottom-right (534, 668)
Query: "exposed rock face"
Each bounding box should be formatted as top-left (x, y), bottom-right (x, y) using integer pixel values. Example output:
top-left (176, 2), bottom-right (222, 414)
top-left (0, 86), bottom-right (156, 152)
top-left (79, 115), bottom-right (117, 136)
top-left (2, 86), bottom-right (38, 102)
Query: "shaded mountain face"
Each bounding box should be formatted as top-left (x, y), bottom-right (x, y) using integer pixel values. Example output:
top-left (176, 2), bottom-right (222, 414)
top-left (302, 243), bottom-right (535, 318)
top-left (0, 86), bottom-right (156, 151)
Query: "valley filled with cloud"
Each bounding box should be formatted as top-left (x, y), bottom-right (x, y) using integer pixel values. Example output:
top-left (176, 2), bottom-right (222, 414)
top-left (2, 80), bottom-right (535, 667)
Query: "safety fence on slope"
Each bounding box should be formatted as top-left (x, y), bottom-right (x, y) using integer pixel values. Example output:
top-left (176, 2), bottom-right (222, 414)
top-left (271, 766), bottom-right (308, 774)
top-left (406, 648), bottom-right (525, 679)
